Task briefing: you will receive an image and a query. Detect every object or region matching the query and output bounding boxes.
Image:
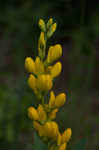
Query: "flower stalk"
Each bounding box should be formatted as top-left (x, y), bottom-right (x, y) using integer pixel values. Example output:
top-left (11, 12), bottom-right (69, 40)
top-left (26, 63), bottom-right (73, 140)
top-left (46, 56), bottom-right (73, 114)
top-left (25, 18), bottom-right (72, 150)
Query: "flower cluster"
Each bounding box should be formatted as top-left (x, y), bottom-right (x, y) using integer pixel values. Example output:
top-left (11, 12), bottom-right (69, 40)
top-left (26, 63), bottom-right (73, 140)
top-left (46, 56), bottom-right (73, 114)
top-left (25, 18), bottom-right (72, 150)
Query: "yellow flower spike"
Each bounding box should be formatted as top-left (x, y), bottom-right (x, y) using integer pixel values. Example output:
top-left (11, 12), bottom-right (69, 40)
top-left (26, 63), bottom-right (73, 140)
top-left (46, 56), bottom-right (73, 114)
top-left (51, 23), bottom-right (57, 33)
top-left (48, 108), bottom-right (58, 120)
top-left (38, 19), bottom-right (46, 32)
top-left (58, 143), bottom-right (67, 150)
top-left (47, 44), bottom-right (62, 63)
top-left (33, 121), bottom-right (45, 137)
top-left (44, 121), bottom-right (59, 138)
top-left (25, 57), bottom-right (35, 73)
top-left (37, 104), bottom-right (47, 121)
top-left (37, 74), bottom-right (53, 92)
top-left (55, 93), bottom-right (66, 108)
top-left (35, 57), bottom-right (44, 74)
top-left (51, 62), bottom-right (62, 78)
top-left (49, 91), bottom-right (56, 108)
top-left (57, 132), bottom-right (62, 146)
top-left (28, 107), bottom-right (39, 121)
top-left (28, 74), bottom-right (37, 94)
top-left (61, 128), bottom-right (72, 143)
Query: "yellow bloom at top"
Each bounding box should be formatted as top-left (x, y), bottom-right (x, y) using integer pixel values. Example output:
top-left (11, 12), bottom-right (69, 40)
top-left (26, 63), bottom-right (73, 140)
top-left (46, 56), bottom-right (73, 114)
top-left (38, 19), bottom-right (46, 32)
top-left (47, 18), bottom-right (53, 28)
top-left (47, 44), bottom-right (62, 63)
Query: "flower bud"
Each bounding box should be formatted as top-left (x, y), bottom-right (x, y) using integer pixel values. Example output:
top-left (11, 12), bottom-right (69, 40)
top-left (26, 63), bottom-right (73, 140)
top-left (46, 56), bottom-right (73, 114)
top-left (51, 23), bottom-right (57, 33)
top-left (57, 132), bottom-right (62, 146)
top-left (38, 19), bottom-right (46, 32)
top-left (61, 128), bottom-right (72, 143)
top-left (28, 107), bottom-right (39, 120)
top-left (47, 44), bottom-right (62, 63)
top-left (37, 104), bottom-right (47, 121)
top-left (58, 143), bottom-right (67, 150)
top-left (25, 57), bottom-right (35, 73)
top-left (37, 74), bottom-right (53, 91)
top-left (55, 93), bottom-right (66, 108)
top-left (51, 62), bottom-right (62, 78)
top-left (49, 91), bottom-right (56, 108)
top-left (47, 18), bottom-right (53, 29)
top-left (44, 121), bottom-right (59, 138)
top-left (35, 57), bottom-right (44, 74)
top-left (28, 74), bottom-right (37, 94)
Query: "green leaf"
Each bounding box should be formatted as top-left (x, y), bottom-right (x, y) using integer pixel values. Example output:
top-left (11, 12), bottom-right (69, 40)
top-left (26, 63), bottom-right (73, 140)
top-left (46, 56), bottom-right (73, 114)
top-left (72, 138), bottom-right (87, 150)
top-left (33, 132), bottom-right (48, 150)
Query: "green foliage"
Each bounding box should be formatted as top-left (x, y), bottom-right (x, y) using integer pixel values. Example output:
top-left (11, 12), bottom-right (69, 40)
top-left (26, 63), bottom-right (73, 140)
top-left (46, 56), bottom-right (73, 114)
top-left (72, 139), bottom-right (87, 150)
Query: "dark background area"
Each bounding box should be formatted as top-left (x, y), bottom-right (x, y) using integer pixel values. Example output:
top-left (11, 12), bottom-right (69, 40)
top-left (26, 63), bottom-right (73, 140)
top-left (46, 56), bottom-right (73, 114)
top-left (0, 0), bottom-right (99, 150)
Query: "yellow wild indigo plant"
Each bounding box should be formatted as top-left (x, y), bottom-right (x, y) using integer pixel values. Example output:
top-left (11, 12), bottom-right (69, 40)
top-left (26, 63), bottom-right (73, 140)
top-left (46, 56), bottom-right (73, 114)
top-left (25, 18), bottom-right (72, 150)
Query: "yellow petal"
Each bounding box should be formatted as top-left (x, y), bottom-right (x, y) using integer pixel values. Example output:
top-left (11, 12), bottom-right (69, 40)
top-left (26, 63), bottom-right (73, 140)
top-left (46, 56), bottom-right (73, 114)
top-left (58, 143), bottom-right (67, 150)
top-left (51, 23), bottom-right (57, 33)
top-left (37, 104), bottom-right (47, 121)
top-left (28, 74), bottom-right (37, 94)
top-left (33, 121), bottom-right (45, 136)
top-left (28, 107), bottom-right (39, 120)
top-left (48, 108), bottom-right (58, 120)
top-left (51, 62), bottom-right (62, 78)
top-left (38, 19), bottom-right (46, 32)
top-left (57, 132), bottom-right (62, 146)
top-left (55, 93), bottom-right (66, 108)
top-left (25, 57), bottom-right (35, 73)
top-left (47, 44), bottom-right (62, 63)
top-left (44, 121), bottom-right (59, 138)
top-left (61, 128), bottom-right (72, 143)
top-left (49, 91), bottom-right (56, 108)
top-left (37, 74), bottom-right (53, 91)
top-left (35, 57), bottom-right (44, 74)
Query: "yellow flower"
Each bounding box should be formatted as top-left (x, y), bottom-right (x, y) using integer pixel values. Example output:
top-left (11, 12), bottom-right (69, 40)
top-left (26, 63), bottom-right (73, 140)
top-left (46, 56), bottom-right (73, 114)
top-left (37, 74), bottom-right (53, 91)
top-left (25, 57), bottom-right (35, 73)
top-left (37, 104), bottom-right (47, 121)
top-left (38, 19), bottom-right (46, 32)
top-left (51, 62), bottom-right (62, 78)
top-left (49, 91), bottom-right (56, 108)
top-left (28, 107), bottom-right (39, 120)
top-left (61, 128), bottom-right (72, 143)
top-left (44, 121), bottom-right (59, 138)
top-left (33, 121), bottom-right (45, 137)
top-left (55, 93), bottom-right (66, 108)
top-left (58, 143), bottom-right (67, 150)
top-left (47, 44), bottom-right (62, 63)
top-left (35, 57), bottom-right (44, 74)
top-left (28, 74), bottom-right (37, 94)
top-left (51, 23), bottom-right (57, 33)
top-left (48, 108), bottom-right (58, 120)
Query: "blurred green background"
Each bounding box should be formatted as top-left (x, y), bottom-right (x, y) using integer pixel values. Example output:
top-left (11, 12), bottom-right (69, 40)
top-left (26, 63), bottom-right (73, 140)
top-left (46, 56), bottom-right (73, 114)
top-left (0, 0), bottom-right (99, 150)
